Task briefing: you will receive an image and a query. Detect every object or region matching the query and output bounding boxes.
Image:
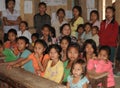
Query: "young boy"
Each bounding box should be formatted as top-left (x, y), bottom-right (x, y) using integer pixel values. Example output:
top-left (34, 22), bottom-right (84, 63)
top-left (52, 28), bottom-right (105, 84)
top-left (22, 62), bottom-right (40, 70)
top-left (34, 2), bottom-right (51, 36)
top-left (91, 26), bottom-right (99, 47)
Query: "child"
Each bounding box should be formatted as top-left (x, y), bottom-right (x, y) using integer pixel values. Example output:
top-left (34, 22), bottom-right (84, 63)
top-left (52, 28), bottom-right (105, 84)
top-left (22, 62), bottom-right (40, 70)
top-left (13, 39), bottom-right (50, 77)
top-left (60, 36), bottom-right (71, 62)
top-left (82, 39), bottom-right (97, 62)
top-left (66, 59), bottom-right (89, 88)
top-left (31, 33), bottom-right (39, 46)
top-left (40, 24), bottom-right (52, 46)
top-left (81, 22), bottom-right (92, 42)
top-left (51, 8), bottom-right (67, 37)
top-left (7, 36), bottom-right (34, 73)
top-left (62, 43), bottom-right (80, 84)
top-left (34, 2), bottom-right (51, 36)
top-left (90, 10), bottom-right (100, 29)
top-left (4, 29), bottom-right (19, 56)
top-left (91, 26), bottom-right (99, 47)
top-left (70, 6), bottom-right (84, 38)
top-left (87, 46), bottom-right (115, 88)
top-left (17, 21), bottom-right (32, 43)
top-left (0, 40), bottom-right (16, 62)
top-left (76, 24), bottom-right (84, 47)
top-left (44, 44), bottom-right (64, 83)
top-left (57, 23), bottom-right (77, 45)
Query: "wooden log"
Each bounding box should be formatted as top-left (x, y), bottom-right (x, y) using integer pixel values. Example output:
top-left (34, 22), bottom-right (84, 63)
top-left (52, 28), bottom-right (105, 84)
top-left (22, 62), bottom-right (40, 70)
top-left (0, 64), bottom-right (66, 88)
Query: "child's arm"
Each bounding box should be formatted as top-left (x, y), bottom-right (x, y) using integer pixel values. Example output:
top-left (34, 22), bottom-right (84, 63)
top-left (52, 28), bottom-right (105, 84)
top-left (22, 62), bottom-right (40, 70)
top-left (66, 82), bottom-right (70, 88)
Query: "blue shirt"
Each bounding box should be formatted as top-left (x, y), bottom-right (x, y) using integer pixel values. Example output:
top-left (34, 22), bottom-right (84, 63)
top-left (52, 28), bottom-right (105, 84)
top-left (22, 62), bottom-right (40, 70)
top-left (67, 75), bottom-right (89, 88)
top-left (17, 49), bottom-right (34, 73)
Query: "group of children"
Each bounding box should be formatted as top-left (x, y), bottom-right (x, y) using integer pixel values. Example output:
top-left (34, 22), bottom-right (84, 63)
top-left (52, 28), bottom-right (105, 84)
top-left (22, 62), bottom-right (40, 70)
top-left (0, 0), bottom-right (118, 88)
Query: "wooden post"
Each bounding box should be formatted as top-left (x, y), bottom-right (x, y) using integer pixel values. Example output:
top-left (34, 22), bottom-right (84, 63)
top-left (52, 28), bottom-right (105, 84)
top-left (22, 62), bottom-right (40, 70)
top-left (115, 0), bottom-right (120, 25)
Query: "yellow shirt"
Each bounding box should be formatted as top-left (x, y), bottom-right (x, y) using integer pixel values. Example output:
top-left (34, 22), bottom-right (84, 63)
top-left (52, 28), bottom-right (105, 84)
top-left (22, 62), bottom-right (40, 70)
top-left (44, 60), bottom-right (64, 83)
top-left (70, 17), bottom-right (84, 38)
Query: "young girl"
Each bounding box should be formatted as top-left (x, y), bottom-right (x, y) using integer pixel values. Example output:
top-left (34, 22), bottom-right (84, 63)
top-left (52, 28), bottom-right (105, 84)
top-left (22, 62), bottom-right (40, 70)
top-left (62, 43), bottom-right (80, 84)
top-left (87, 46), bottom-right (115, 88)
top-left (13, 39), bottom-right (50, 77)
top-left (60, 36), bottom-right (71, 62)
top-left (4, 29), bottom-right (19, 56)
top-left (7, 36), bottom-right (34, 73)
top-left (44, 44), bottom-right (64, 83)
top-left (17, 21), bottom-right (32, 43)
top-left (66, 59), bottom-right (89, 88)
top-left (82, 39), bottom-right (97, 62)
top-left (51, 8), bottom-right (67, 37)
top-left (57, 23), bottom-right (77, 45)
top-left (90, 10), bottom-right (100, 29)
top-left (81, 22), bottom-right (92, 42)
top-left (70, 6), bottom-right (84, 38)
top-left (40, 24), bottom-right (52, 46)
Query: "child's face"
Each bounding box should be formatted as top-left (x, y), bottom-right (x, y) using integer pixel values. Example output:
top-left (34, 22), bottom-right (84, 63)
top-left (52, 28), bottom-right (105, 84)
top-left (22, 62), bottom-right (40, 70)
top-left (60, 39), bottom-right (69, 51)
top-left (42, 27), bottom-right (50, 36)
top-left (17, 39), bottom-right (27, 52)
top-left (68, 47), bottom-right (79, 61)
top-left (72, 63), bottom-right (83, 77)
top-left (7, 1), bottom-right (15, 9)
top-left (90, 13), bottom-right (98, 22)
top-left (78, 27), bottom-right (84, 34)
top-left (34, 43), bottom-right (45, 55)
top-left (62, 26), bottom-right (71, 36)
top-left (85, 25), bottom-right (91, 32)
top-left (92, 28), bottom-right (98, 35)
top-left (73, 8), bottom-right (79, 18)
top-left (49, 48), bottom-right (59, 60)
top-left (106, 9), bottom-right (114, 19)
top-left (32, 36), bottom-right (37, 43)
top-left (39, 5), bottom-right (46, 14)
top-left (19, 23), bottom-right (27, 32)
top-left (85, 44), bottom-right (94, 55)
top-left (98, 50), bottom-right (108, 60)
top-left (58, 11), bottom-right (65, 19)
top-left (8, 32), bottom-right (16, 42)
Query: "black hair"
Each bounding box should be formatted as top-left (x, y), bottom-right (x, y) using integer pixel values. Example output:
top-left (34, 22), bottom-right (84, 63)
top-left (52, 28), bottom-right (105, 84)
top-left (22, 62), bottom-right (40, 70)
top-left (56, 8), bottom-right (65, 16)
top-left (92, 26), bottom-right (99, 31)
top-left (38, 2), bottom-right (47, 8)
top-left (99, 45), bottom-right (111, 57)
top-left (82, 39), bottom-right (97, 60)
top-left (90, 10), bottom-right (99, 20)
top-left (72, 6), bottom-right (82, 16)
top-left (6, 0), bottom-right (16, 9)
top-left (34, 39), bottom-right (48, 49)
top-left (20, 21), bottom-right (28, 30)
top-left (47, 44), bottom-right (62, 59)
top-left (60, 23), bottom-right (70, 34)
top-left (7, 28), bottom-right (17, 35)
top-left (76, 24), bottom-right (84, 32)
top-left (60, 36), bottom-right (71, 44)
top-left (31, 33), bottom-right (40, 39)
top-left (0, 40), bottom-right (3, 46)
top-left (41, 24), bottom-right (51, 31)
top-left (106, 6), bottom-right (115, 13)
top-left (84, 22), bottom-right (92, 29)
top-left (71, 59), bottom-right (86, 78)
top-left (50, 26), bottom-right (56, 38)
top-left (17, 36), bottom-right (29, 44)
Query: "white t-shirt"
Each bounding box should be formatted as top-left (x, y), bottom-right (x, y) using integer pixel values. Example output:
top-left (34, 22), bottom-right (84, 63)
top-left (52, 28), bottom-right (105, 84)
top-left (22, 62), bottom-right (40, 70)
top-left (2, 9), bottom-right (20, 33)
top-left (17, 30), bottom-right (32, 43)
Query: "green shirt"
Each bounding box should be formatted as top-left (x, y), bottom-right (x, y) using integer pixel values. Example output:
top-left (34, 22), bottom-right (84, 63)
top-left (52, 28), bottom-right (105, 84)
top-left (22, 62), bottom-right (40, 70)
top-left (3, 48), bottom-right (17, 62)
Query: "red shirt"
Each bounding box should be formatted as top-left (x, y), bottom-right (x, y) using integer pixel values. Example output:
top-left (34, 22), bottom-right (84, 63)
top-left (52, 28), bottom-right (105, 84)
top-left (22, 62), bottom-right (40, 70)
top-left (99, 19), bottom-right (119, 47)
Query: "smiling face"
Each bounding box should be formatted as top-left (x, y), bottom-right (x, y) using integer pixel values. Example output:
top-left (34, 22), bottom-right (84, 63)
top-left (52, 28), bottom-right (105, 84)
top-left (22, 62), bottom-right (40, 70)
top-left (17, 39), bottom-right (27, 52)
top-left (49, 48), bottom-right (59, 60)
top-left (8, 32), bottom-right (16, 42)
top-left (34, 43), bottom-right (45, 55)
top-left (62, 25), bottom-right (71, 36)
top-left (85, 44), bottom-right (94, 56)
top-left (60, 39), bottom-right (69, 51)
top-left (98, 50), bottom-right (108, 60)
top-left (7, 1), bottom-right (15, 10)
top-left (39, 5), bottom-right (46, 15)
top-left (19, 23), bottom-right (27, 32)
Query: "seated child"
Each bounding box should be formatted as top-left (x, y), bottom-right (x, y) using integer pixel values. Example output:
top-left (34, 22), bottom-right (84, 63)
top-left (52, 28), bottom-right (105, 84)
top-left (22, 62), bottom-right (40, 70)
top-left (66, 59), bottom-right (89, 88)
top-left (44, 44), bottom-right (64, 83)
top-left (87, 46), bottom-right (115, 88)
top-left (4, 29), bottom-right (19, 56)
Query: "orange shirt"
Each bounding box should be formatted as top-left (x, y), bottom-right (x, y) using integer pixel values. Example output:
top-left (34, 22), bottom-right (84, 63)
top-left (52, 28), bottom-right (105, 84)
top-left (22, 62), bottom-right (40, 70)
top-left (4, 41), bottom-right (19, 56)
top-left (28, 53), bottom-right (50, 77)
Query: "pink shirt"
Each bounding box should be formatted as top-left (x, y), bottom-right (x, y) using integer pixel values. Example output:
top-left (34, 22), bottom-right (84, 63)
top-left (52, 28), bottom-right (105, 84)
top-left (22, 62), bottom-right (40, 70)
top-left (87, 59), bottom-right (115, 87)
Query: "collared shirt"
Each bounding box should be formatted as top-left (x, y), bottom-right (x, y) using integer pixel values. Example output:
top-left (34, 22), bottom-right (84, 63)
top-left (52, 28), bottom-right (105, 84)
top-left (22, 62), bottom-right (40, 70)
top-left (34, 13), bottom-right (51, 34)
top-left (2, 9), bottom-right (20, 33)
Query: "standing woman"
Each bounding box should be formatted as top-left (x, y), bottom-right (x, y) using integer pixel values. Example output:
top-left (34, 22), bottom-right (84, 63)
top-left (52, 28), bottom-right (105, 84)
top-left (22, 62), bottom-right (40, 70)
top-left (2, 0), bottom-right (21, 42)
top-left (70, 6), bottom-right (84, 39)
top-left (51, 8), bottom-right (67, 37)
top-left (99, 6), bottom-right (119, 63)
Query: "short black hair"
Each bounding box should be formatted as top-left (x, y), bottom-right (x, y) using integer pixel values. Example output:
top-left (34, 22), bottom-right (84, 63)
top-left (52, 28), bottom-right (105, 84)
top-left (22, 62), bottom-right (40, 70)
top-left (38, 2), bottom-right (47, 8)
top-left (60, 36), bottom-right (71, 44)
top-left (17, 36), bottom-right (29, 44)
top-left (106, 6), bottom-right (115, 13)
top-left (0, 40), bottom-right (3, 46)
top-left (92, 26), bottom-right (99, 31)
top-left (60, 23), bottom-right (70, 33)
top-left (7, 28), bottom-right (17, 35)
top-left (76, 24), bottom-right (84, 32)
top-left (72, 6), bottom-right (82, 16)
top-left (41, 24), bottom-right (51, 31)
top-left (90, 10), bottom-right (99, 20)
top-left (20, 21), bottom-right (28, 29)
top-left (31, 33), bottom-right (40, 39)
top-left (84, 22), bottom-right (92, 29)
top-left (56, 8), bottom-right (65, 16)
top-left (6, 0), bottom-right (16, 9)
